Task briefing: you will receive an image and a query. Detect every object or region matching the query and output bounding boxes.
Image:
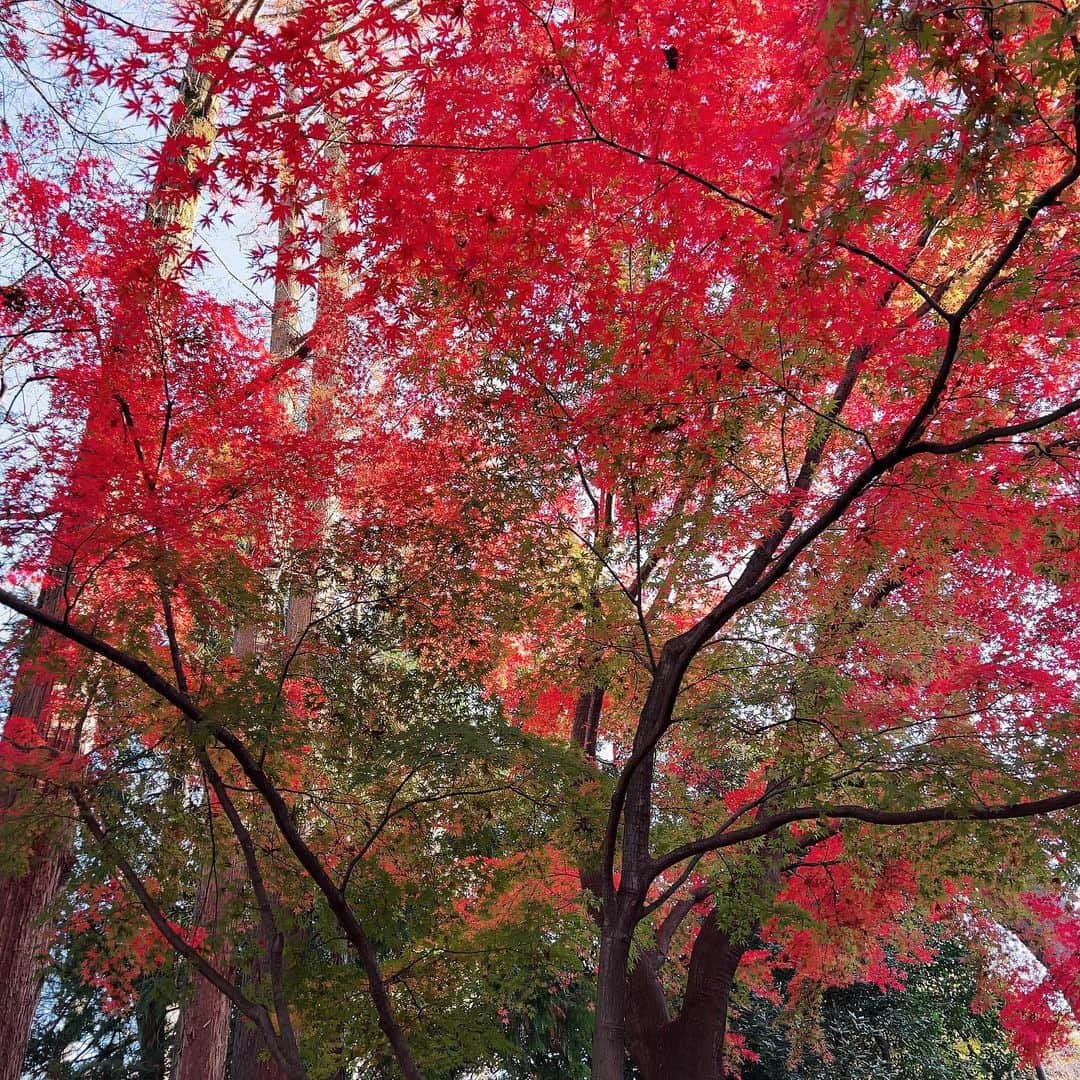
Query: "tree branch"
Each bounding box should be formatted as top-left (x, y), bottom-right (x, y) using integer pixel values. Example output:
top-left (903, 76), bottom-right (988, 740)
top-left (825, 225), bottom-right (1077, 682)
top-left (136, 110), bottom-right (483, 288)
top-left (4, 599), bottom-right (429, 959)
top-left (0, 586), bottom-right (424, 1080)
top-left (650, 790), bottom-right (1080, 880)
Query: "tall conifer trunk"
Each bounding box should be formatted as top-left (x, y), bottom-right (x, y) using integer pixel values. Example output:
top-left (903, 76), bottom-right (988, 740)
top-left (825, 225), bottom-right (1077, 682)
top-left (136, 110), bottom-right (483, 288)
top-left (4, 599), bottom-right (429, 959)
top-left (227, 114), bottom-right (349, 1080)
top-left (172, 211), bottom-right (302, 1080)
top-left (181, 101), bottom-right (350, 1075)
top-left (170, 857), bottom-right (240, 1080)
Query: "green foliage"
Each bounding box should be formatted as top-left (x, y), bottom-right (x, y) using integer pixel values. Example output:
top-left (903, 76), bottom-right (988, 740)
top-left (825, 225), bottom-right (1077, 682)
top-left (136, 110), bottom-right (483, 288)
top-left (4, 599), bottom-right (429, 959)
top-left (482, 976), bottom-right (596, 1080)
top-left (735, 939), bottom-right (1024, 1080)
top-left (24, 927), bottom-right (171, 1080)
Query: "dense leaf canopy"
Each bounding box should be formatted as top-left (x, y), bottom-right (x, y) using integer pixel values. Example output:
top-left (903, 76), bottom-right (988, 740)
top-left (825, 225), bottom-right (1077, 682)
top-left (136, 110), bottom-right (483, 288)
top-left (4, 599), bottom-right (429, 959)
top-left (1, 0), bottom-right (1080, 1076)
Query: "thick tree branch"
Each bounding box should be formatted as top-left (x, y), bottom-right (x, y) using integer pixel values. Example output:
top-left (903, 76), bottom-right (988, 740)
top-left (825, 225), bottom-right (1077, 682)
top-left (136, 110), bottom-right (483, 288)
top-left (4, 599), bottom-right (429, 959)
top-left (603, 379), bottom-right (1080, 874)
top-left (649, 790), bottom-right (1080, 880)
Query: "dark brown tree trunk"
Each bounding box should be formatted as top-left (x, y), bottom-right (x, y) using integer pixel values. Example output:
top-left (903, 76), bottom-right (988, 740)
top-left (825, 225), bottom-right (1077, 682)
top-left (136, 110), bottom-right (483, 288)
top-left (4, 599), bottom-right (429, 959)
top-left (593, 917), bottom-right (636, 1080)
top-left (625, 943), bottom-right (671, 1078)
top-left (616, 904), bottom-right (746, 1080)
top-left (135, 978), bottom-right (170, 1080)
top-left (593, 767), bottom-right (656, 1080)
top-left (570, 685), bottom-right (604, 759)
top-left (593, 643), bottom-right (688, 1080)
top-left (650, 917), bottom-right (744, 1080)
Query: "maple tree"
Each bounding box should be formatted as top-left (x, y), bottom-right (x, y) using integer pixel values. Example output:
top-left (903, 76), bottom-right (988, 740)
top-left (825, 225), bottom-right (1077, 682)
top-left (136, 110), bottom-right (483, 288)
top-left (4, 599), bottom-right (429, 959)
top-left (1, 0), bottom-right (1080, 1077)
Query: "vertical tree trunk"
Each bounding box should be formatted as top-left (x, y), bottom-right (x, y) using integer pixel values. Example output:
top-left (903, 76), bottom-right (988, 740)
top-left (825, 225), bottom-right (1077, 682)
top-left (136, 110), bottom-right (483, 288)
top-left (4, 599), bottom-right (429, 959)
top-left (176, 124), bottom-right (309, 1077)
top-left (0, 28), bottom-right (225, 1077)
top-left (231, 1020), bottom-right (283, 1080)
top-left (135, 978), bottom-right (170, 1079)
top-left (592, 647), bottom-right (686, 1080)
top-left (171, 860), bottom-right (238, 1080)
top-left (171, 604), bottom-right (285, 1078)
top-left (592, 919), bottom-right (636, 1080)
top-left (228, 117), bottom-right (349, 1080)
top-left (228, 922), bottom-right (306, 1080)
top-left (570, 685), bottom-right (604, 759)
top-left (625, 943), bottom-right (672, 1077)
top-left (652, 916), bottom-right (744, 1080)
top-left (0, 832), bottom-right (74, 1079)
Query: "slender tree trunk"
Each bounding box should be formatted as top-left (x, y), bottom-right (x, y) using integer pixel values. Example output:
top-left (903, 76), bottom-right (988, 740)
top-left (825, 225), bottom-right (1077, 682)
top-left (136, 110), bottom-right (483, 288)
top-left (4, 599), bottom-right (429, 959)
top-left (0, 27), bottom-right (225, 1076)
top-left (570, 684), bottom-right (604, 759)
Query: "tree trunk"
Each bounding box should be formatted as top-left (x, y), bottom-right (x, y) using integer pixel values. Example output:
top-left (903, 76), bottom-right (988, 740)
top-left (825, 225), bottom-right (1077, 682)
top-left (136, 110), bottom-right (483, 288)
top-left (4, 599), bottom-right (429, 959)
top-left (592, 920), bottom-right (635, 1080)
top-left (0, 570), bottom-right (79, 1076)
top-left (135, 978), bottom-right (170, 1079)
top-left (171, 970), bottom-right (232, 1080)
top-left (230, 1010), bottom-right (285, 1080)
top-left (172, 132), bottom-right (304, 1076)
top-left (0, 836), bottom-right (73, 1078)
top-left (228, 912), bottom-right (306, 1080)
top-left (228, 152), bottom-right (348, 1080)
top-left (650, 917), bottom-right (744, 1080)
top-left (593, 647), bottom-right (688, 1080)
top-left (171, 864), bottom-right (237, 1080)
top-left (625, 945), bottom-right (671, 1077)
top-left (570, 685), bottom-right (604, 759)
